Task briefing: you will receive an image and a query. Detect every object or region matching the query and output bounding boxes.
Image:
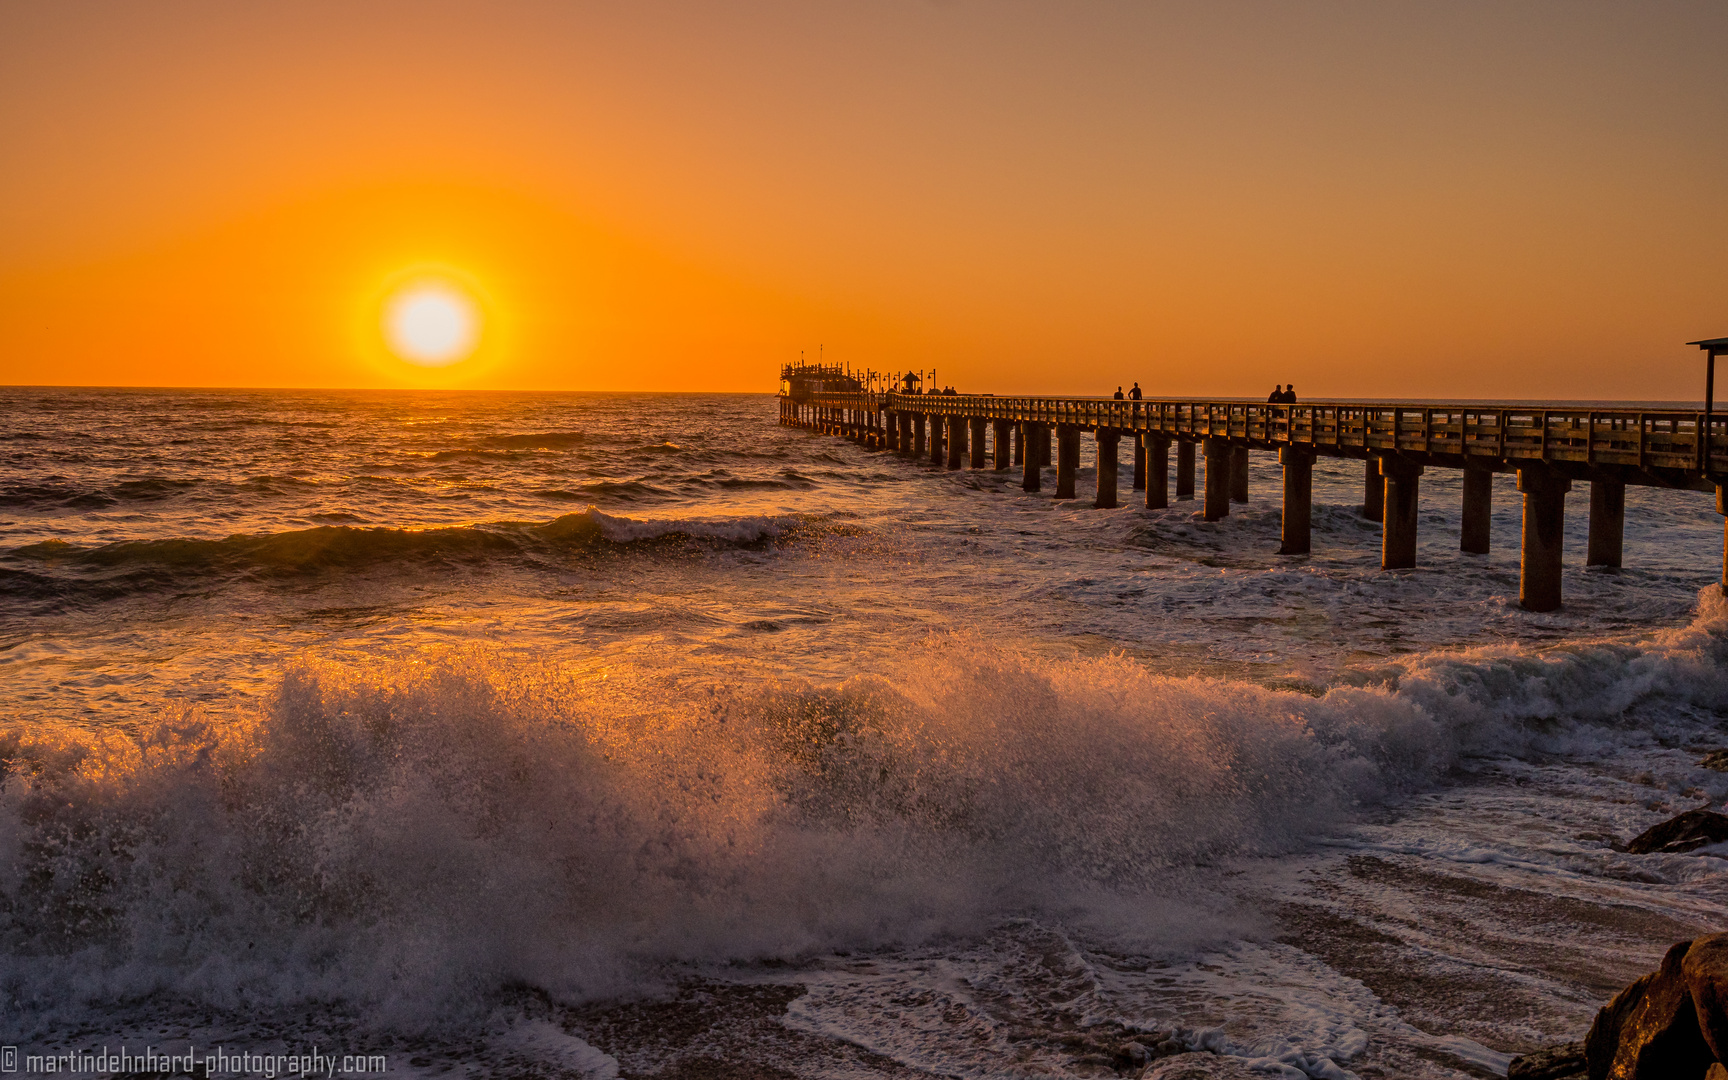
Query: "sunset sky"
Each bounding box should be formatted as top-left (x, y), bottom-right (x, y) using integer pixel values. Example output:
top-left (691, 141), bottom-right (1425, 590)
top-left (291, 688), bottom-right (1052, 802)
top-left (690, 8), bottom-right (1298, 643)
top-left (2, 1), bottom-right (1724, 397)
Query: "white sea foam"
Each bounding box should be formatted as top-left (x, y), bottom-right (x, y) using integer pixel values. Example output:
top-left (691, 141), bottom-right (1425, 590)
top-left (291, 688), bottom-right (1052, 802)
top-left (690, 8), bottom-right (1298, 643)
top-left (4, 585), bottom-right (1728, 1040)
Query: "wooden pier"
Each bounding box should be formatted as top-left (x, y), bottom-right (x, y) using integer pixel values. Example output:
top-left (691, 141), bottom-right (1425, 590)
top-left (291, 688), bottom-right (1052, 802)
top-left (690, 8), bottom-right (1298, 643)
top-left (778, 350), bottom-right (1728, 612)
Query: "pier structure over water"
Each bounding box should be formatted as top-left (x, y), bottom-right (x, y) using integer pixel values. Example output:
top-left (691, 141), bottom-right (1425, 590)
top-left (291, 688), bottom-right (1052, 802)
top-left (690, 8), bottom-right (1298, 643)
top-left (778, 353), bottom-right (1728, 612)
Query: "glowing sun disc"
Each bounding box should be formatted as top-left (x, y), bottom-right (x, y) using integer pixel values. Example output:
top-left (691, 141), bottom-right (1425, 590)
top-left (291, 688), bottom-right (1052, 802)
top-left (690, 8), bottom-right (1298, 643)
top-left (384, 284), bottom-right (479, 366)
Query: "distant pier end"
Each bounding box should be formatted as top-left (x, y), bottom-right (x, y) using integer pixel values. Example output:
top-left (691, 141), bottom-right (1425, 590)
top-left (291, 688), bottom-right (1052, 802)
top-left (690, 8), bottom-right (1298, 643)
top-left (778, 357), bottom-right (1728, 613)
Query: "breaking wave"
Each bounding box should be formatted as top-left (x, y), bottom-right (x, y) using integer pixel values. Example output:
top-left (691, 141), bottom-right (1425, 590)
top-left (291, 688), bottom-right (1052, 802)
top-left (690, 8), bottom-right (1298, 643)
top-left (0, 508), bottom-right (812, 604)
top-left (4, 588), bottom-right (1727, 1026)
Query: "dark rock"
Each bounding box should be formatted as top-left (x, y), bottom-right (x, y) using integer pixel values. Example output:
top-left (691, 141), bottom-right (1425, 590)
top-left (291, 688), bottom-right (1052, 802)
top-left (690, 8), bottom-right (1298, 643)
top-left (1507, 1041), bottom-right (1586, 1079)
top-left (1684, 933), bottom-right (1728, 1062)
top-left (1585, 939), bottom-right (1719, 1080)
top-left (1114, 1041), bottom-right (1152, 1069)
top-left (1625, 810), bottom-right (1728, 855)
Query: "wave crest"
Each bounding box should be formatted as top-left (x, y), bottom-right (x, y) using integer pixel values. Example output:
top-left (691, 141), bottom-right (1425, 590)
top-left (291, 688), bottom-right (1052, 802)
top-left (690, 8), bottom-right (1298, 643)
top-left (8, 589), bottom-right (1728, 1022)
top-left (2, 509), bottom-right (809, 603)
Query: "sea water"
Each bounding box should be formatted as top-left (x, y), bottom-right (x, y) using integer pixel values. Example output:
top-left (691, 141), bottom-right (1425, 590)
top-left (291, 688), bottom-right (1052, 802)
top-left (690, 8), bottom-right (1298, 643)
top-left (1, 387), bottom-right (1725, 1078)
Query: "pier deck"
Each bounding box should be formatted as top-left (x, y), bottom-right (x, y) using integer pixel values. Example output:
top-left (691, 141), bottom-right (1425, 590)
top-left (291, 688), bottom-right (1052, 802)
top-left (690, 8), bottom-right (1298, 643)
top-left (795, 393), bottom-right (1724, 485)
top-left (778, 362), bottom-right (1728, 612)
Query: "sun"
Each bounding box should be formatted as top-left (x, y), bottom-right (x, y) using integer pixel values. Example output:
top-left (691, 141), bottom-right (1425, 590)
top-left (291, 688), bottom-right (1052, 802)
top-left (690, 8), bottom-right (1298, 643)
top-left (383, 281), bottom-right (480, 366)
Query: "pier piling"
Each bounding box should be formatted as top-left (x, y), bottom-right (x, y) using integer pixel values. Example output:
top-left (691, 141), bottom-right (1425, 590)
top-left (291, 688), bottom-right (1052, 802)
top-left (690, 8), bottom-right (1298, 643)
top-left (1203, 438), bottom-right (1231, 521)
top-left (1056, 425), bottom-right (1080, 499)
top-left (1380, 456), bottom-right (1423, 570)
top-left (970, 418), bottom-right (988, 469)
top-left (1095, 430), bottom-right (1120, 508)
top-left (1022, 422), bottom-right (1044, 492)
top-left (928, 414), bottom-right (944, 466)
top-left (1177, 440), bottom-right (1195, 500)
top-left (1718, 485), bottom-right (1728, 594)
top-left (1461, 462), bottom-right (1492, 555)
top-left (993, 420), bottom-right (1012, 470)
top-left (1230, 447), bottom-right (1250, 503)
top-left (1517, 466), bottom-right (1570, 611)
top-left (1133, 436), bottom-right (1146, 491)
top-left (1040, 426), bottom-right (1053, 467)
top-left (1362, 459), bottom-right (1384, 521)
top-left (947, 415), bottom-right (966, 470)
top-left (1587, 479), bottom-right (1625, 569)
top-left (1280, 446), bottom-right (1314, 555)
top-left (1145, 434), bottom-right (1169, 510)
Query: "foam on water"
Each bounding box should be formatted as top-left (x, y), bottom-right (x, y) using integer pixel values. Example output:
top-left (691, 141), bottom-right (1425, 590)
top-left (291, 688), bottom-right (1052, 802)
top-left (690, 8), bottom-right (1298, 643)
top-left (5, 586), bottom-right (1727, 1052)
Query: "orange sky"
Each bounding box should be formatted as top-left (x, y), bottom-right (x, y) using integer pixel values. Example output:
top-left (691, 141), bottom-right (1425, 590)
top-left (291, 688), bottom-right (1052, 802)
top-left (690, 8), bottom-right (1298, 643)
top-left (2, 1), bottom-right (1725, 397)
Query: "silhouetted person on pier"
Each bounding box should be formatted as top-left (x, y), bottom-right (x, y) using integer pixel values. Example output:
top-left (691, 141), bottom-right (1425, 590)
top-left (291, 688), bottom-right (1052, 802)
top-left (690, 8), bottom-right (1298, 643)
top-left (1114, 387), bottom-right (1125, 400)
top-left (1269, 385), bottom-right (1283, 403)
top-left (1281, 385), bottom-right (1297, 403)
top-left (1129, 383), bottom-right (1142, 400)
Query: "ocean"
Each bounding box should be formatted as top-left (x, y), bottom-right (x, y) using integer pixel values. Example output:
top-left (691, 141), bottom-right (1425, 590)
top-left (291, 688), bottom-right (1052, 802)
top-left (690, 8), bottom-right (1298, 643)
top-left (2, 386), bottom-right (1725, 1079)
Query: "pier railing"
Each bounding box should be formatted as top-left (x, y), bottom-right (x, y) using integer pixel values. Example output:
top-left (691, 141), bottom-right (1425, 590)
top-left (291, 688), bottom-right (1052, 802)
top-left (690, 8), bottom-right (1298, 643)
top-left (794, 393), bottom-right (1724, 479)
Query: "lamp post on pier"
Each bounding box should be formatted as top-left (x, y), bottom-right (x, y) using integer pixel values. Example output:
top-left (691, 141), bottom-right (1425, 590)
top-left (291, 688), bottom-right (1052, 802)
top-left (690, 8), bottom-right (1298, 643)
top-left (1691, 336), bottom-right (1728, 475)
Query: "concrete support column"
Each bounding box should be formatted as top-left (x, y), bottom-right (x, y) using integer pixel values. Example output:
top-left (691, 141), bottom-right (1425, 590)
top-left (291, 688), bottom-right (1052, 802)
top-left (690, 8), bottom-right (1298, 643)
top-left (1095, 430), bottom-right (1121, 509)
top-left (1718, 485), bottom-right (1728, 595)
top-left (1040, 426), bottom-right (1053, 467)
top-left (1380, 456), bottom-right (1423, 570)
top-left (992, 420), bottom-right (1012, 470)
top-left (1133, 436), bottom-right (1147, 491)
top-left (1013, 424), bottom-right (1026, 467)
top-left (946, 415), bottom-right (966, 470)
top-left (928, 414), bottom-right (944, 465)
top-left (1587, 478), bottom-right (1625, 569)
top-left (1021, 422), bottom-right (1044, 492)
top-left (1517, 466), bottom-right (1571, 611)
top-left (1362, 458), bottom-right (1384, 521)
top-left (1202, 438), bottom-right (1231, 521)
top-left (970, 418), bottom-right (988, 469)
top-left (1230, 446), bottom-right (1250, 503)
top-left (1176, 440), bottom-right (1195, 500)
top-left (1055, 425), bottom-right (1080, 499)
top-left (1461, 462), bottom-right (1492, 555)
top-left (1145, 434), bottom-right (1170, 510)
top-left (1279, 446), bottom-right (1315, 555)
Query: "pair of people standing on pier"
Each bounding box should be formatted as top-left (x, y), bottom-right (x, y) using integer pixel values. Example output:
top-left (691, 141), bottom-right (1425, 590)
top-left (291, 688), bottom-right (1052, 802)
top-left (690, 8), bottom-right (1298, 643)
top-left (1268, 384), bottom-right (1297, 403)
top-left (1113, 384), bottom-right (1143, 400)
